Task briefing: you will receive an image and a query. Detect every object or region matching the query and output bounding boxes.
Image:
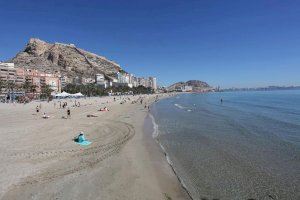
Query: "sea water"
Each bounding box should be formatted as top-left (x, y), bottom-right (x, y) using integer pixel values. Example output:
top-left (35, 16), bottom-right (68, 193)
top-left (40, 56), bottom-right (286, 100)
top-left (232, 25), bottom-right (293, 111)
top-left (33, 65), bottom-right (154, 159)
top-left (150, 90), bottom-right (300, 200)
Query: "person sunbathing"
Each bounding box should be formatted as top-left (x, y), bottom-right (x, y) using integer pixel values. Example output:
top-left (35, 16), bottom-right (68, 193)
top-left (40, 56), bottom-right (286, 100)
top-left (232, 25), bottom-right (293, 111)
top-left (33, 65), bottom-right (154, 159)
top-left (87, 114), bottom-right (98, 117)
top-left (74, 132), bottom-right (91, 146)
top-left (42, 113), bottom-right (50, 119)
top-left (99, 107), bottom-right (109, 111)
top-left (74, 132), bottom-right (84, 143)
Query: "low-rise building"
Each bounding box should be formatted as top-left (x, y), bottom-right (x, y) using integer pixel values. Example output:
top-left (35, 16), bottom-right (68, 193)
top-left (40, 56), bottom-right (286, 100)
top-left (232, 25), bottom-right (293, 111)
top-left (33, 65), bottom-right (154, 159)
top-left (95, 73), bottom-right (105, 84)
top-left (44, 76), bottom-right (61, 92)
top-left (60, 75), bottom-right (71, 88)
top-left (95, 73), bottom-right (115, 88)
top-left (82, 77), bottom-right (95, 85)
top-left (72, 76), bottom-right (82, 85)
top-left (23, 69), bottom-right (61, 93)
top-left (181, 85), bottom-right (193, 92)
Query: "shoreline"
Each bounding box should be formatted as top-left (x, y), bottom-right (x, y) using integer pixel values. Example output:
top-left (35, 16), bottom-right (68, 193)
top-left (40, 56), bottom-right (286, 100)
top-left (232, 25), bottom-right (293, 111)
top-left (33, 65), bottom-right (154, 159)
top-left (145, 91), bottom-right (300, 199)
top-left (144, 111), bottom-right (194, 200)
top-left (0, 93), bottom-right (190, 199)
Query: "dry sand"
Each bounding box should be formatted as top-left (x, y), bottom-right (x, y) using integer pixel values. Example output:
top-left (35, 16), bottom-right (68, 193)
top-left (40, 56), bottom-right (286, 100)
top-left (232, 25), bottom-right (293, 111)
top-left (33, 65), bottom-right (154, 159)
top-left (0, 94), bottom-right (190, 200)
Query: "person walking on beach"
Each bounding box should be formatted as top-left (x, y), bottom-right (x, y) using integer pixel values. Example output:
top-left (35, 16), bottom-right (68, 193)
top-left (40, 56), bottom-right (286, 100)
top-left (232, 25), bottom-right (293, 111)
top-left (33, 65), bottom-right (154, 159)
top-left (67, 107), bottom-right (71, 118)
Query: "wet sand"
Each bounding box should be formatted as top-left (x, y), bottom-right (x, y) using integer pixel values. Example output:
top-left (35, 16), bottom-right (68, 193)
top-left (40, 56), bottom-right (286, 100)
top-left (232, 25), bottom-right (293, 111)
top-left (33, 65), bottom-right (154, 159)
top-left (0, 94), bottom-right (189, 200)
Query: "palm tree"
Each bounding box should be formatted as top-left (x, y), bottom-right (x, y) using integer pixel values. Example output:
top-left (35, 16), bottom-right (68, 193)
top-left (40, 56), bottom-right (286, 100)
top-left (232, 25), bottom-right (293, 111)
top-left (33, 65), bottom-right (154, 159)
top-left (0, 79), bottom-right (5, 93)
top-left (22, 79), bottom-right (32, 93)
top-left (6, 81), bottom-right (17, 102)
top-left (30, 84), bottom-right (37, 93)
top-left (40, 85), bottom-right (53, 99)
top-left (30, 84), bottom-right (37, 98)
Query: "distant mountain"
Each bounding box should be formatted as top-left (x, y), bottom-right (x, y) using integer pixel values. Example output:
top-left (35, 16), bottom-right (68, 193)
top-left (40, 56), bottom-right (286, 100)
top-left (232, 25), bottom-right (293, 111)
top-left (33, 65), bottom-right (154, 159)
top-left (168, 80), bottom-right (211, 91)
top-left (221, 85), bottom-right (300, 92)
top-left (8, 38), bottom-right (122, 78)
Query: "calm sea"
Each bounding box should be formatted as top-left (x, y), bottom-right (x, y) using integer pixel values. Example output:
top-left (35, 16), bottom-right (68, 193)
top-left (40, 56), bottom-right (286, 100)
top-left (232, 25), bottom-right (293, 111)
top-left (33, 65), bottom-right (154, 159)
top-left (150, 90), bottom-right (300, 200)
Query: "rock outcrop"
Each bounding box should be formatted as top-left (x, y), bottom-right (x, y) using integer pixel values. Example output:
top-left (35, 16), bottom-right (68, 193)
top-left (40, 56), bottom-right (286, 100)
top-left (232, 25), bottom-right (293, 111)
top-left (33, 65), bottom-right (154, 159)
top-left (168, 80), bottom-right (211, 91)
top-left (9, 38), bottom-right (122, 78)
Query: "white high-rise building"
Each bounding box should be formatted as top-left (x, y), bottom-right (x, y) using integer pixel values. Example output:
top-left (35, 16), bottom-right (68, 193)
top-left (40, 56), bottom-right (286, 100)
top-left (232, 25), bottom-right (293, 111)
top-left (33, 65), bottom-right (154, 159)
top-left (117, 72), bottom-right (130, 83)
top-left (149, 77), bottom-right (157, 90)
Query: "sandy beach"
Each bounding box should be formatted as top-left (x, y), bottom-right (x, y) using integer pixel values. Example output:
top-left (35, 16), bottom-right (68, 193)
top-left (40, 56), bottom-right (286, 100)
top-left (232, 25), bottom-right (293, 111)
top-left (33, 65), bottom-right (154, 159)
top-left (0, 94), bottom-right (189, 200)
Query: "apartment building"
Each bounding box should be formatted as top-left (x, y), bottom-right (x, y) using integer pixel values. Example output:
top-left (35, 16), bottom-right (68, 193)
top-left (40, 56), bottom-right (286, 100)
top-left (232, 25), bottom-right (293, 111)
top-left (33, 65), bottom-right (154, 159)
top-left (0, 62), bottom-right (16, 83)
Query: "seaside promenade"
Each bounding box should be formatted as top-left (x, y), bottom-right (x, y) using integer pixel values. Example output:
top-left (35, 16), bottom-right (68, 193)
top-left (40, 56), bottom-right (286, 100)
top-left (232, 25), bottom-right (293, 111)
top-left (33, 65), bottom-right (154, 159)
top-left (0, 94), bottom-right (189, 200)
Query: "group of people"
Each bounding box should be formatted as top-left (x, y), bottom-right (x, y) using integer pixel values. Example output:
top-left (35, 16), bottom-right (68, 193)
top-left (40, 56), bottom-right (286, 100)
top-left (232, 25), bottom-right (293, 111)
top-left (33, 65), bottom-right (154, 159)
top-left (74, 100), bottom-right (81, 107)
top-left (59, 101), bottom-right (68, 109)
top-left (36, 101), bottom-right (71, 119)
top-left (99, 107), bottom-right (109, 112)
top-left (36, 94), bottom-right (160, 121)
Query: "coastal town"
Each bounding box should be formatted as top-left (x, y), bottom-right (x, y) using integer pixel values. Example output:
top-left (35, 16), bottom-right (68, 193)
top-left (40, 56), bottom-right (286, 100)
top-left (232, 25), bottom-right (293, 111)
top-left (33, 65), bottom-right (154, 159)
top-left (0, 60), bottom-right (157, 102)
top-left (0, 38), bottom-right (217, 103)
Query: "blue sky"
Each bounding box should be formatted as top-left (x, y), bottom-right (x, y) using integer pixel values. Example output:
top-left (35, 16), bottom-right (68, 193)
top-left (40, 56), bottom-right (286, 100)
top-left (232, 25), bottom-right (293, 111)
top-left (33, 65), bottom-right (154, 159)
top-left (0, 0), bottom-right (300, 88)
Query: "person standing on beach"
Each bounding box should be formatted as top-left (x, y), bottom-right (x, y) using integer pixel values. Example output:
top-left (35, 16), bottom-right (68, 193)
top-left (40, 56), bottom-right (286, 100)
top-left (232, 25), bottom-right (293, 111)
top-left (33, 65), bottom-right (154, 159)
top-left (67, 107), bottom-right (71, 118)
top-left (36, 105), bottom-right (39, 113)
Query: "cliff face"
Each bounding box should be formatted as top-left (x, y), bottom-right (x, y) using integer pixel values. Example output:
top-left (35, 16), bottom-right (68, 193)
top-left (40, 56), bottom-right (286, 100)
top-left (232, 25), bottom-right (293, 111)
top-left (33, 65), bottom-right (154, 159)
top-left (9, 38), bottom-right (121, 78)
top-left (186, 80), bottom-right (210, 88)
top-left (168, 80), bottom-right (211, 91)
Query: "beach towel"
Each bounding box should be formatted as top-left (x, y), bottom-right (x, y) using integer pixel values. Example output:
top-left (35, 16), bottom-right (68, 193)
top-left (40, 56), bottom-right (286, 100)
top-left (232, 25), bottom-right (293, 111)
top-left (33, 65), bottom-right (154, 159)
top-left (74, 134), bottom-right (92, 146)
top-left (77, 140), bottom-right (92, 146)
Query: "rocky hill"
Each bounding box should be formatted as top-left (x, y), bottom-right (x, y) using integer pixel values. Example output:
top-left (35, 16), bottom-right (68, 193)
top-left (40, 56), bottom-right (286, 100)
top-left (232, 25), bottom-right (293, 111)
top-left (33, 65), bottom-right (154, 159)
top-left (168, 80), bottom-right (211, 91)
top-left (8, 38), bottom-right (122, 78)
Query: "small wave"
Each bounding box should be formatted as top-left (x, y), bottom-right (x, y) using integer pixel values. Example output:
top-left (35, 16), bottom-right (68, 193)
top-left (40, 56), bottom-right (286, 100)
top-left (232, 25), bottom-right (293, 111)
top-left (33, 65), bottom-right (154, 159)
top-left (149, 113), bottom-right (159, 138)
top-left (174, 103), bottom-right (184, 109)
top-left (149, 112), bottom-right (195, 199)
top-left (175, 104), bottom-right (193, 112)
top-left (157, 141), bottom-right (194, 200)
